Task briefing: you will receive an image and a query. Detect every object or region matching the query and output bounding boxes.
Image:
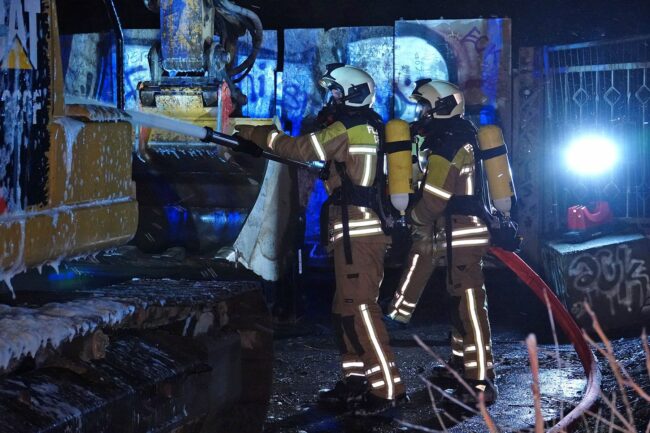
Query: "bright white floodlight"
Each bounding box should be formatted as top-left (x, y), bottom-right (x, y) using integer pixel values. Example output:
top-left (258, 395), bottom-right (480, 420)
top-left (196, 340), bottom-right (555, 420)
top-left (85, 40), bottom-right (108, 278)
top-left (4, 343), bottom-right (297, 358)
top-left (564, 134), bottom-right (619, 176)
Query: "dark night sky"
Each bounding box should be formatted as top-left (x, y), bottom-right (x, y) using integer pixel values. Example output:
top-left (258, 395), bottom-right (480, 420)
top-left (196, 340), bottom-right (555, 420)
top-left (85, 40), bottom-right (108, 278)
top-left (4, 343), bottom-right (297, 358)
top-left (59, 0), bottom-right (650, 49)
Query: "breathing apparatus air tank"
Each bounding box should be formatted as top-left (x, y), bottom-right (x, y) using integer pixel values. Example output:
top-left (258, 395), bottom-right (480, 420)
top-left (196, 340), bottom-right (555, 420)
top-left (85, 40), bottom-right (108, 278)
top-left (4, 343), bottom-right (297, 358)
top-left (477, 125), bottom-right (516, 217)
top-left (385, 119), bottom-right (414, 217)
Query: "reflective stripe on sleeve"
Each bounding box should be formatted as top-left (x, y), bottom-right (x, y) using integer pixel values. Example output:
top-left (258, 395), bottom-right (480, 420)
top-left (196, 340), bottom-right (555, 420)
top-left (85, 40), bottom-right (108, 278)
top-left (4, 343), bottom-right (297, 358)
top-left (424, 184), bottom-right (452, 200)
top-left (334, 219), bottom-right (382, 230)
top-left (310, 133), bottom-right (326, 160)
top-left (267, 131), bottom-right (280, 150)
top-left (441, 238), bottom-right (490, 248)
top-left (349, 146), bottom-right (377, 154)
top-left (332, 226), bottom-right (383, 242)
top-left (451, 227), bottom-right (489, 237)
top-left (361, 154), bottom-right (373, 186)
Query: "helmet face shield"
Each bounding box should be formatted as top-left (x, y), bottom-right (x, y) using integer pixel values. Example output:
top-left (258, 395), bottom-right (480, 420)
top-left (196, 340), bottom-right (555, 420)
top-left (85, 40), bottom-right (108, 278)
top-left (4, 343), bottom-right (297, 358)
top-left (324, 84), bottom-right (345, 105)
top-left (432, 94), bottom-right (461, 117)
top-left (318, 64), bottom-right (376, 108)
top-left (410, 79), bottom-right (465, 119)
top-left (346, 82), bottom-right (371, 105)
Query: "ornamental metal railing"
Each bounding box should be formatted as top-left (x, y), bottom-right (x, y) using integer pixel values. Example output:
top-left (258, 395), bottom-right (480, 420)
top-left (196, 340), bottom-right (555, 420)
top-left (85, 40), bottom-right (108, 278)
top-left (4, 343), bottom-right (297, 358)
top-left (543, 35), bottom-right (650, 232)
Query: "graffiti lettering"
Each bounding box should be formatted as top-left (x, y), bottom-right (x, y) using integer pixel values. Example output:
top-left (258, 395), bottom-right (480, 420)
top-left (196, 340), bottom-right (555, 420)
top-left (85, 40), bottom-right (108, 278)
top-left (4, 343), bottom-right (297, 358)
top-left (241, 73), bottom-right (267, 104)
top-left (1, 87), bottom-right (46, 124)
top-left (460, 26), bottom-right (501, 68)
top-left (460, 27), bottom-right (489, 53)
top-left (568, 244), bottom-right (650, 315)
top-left (0, 0), bottom-right (41, 69)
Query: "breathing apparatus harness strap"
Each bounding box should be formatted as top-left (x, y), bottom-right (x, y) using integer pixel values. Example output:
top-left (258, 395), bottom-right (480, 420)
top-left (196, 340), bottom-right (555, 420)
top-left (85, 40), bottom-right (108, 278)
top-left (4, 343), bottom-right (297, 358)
top-left (415, 118), bottom-right (491, 284)
top-left (438, 129), bottom-right (519, 284)
top-left (319, 108), bottom-right (390, 265)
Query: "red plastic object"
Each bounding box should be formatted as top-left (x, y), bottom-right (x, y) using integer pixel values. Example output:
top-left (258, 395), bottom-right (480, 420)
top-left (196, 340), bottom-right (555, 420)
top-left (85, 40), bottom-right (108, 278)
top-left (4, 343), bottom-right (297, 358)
top-left (220, 81), bottom-right (235, 132)
top-left (567, 201), bottom-right (613, 230)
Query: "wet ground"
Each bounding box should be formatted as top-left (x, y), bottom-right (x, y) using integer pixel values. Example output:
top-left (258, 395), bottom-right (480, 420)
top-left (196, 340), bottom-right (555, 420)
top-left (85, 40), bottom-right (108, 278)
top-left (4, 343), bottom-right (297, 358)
top-left (263, 322), bottom-right (588, 433)
top-left (262, 257), bottom-right (650, 433)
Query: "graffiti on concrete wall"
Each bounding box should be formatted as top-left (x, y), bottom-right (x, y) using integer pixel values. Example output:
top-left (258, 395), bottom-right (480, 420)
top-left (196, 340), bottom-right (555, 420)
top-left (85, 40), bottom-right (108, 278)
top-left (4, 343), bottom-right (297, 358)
top-left (236, 30), bottom-right (277, 119)
top-left (1, 0), bottom-right (50, 214)
top-left (282, 27), bottom-right (393, 136)
top-left (394, 19), bottom-right (511, 134)
top-left (568, 244), bottom-right (650, 318)
top-left (61, 30), bottom-right (158, 109)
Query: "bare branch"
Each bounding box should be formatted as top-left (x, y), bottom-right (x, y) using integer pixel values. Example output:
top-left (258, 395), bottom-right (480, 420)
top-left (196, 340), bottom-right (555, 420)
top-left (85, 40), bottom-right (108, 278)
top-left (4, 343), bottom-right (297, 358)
top-left (526, 334), bottom-right (545, 433)
top-left (413, 334), bottom-right (477, 398)
top-left (584, 303), bottom-right (635, 426)
top-left (478, 392), bottom-right (500, 433)
top-left (419, 375), bottom-right (479, 415)
top-left (427, 383), bottom-right (449, 433)
top-left (642, 328), bottom-right (650, 382)
top-left (395, 419), bottom-right (444, 433)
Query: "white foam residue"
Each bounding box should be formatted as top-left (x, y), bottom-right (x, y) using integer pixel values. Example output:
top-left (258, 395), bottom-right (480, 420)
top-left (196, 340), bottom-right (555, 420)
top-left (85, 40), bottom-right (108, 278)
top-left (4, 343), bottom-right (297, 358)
top-left (49, 257), bottom-right (61, 274)
top-left (0, 220), bottom-right (26, 299)
top-left (53, 117), bottom-right (85, 201)
top-left (0, 298), bottom-right (138, 371)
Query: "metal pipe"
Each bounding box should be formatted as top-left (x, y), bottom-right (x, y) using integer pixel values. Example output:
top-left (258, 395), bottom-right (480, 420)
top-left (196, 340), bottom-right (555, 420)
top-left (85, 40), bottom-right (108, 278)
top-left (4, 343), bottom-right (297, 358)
top-left (203, 127), bottom-right (323, 172)
top-left (124, 109), bottom-right (322, 172)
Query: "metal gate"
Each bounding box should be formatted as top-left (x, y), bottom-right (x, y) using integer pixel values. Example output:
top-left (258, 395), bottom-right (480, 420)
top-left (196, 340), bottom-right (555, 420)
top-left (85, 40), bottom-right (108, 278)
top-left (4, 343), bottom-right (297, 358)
top-left (543, 35), bottom-right (650, 232)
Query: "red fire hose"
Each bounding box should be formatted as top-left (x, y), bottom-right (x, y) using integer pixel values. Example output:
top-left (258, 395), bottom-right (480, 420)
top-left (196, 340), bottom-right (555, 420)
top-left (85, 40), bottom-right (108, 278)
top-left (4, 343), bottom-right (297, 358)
top-left (489, 247), bottom-right (601, 432)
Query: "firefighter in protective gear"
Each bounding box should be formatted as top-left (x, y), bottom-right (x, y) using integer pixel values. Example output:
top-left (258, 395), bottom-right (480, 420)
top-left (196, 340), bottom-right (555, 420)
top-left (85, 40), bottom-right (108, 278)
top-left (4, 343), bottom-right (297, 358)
top-left (236, 64), bottom-right (406, 414)
top-left (386, 79), bottom-right (497, 405)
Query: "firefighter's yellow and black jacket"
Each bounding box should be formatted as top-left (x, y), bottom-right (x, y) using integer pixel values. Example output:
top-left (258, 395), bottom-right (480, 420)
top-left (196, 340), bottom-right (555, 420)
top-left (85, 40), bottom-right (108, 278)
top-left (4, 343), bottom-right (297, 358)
top-left (237, 110), bottom-right (405, 400)
top-left (387, 116), bottom-right (495, 382)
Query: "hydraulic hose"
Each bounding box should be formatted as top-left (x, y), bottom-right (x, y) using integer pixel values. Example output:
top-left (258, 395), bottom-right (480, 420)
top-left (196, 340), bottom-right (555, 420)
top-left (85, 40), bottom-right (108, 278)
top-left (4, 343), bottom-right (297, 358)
top-left (489, 247), bottom-right (601, 432)
top-left (214, 0), bottom-right (264, 79)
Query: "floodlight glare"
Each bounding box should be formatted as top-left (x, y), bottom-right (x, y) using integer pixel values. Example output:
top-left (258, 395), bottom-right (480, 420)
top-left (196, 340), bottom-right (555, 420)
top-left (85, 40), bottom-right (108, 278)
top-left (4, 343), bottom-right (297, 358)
top-left (565, 135), bottom-right (619, 175)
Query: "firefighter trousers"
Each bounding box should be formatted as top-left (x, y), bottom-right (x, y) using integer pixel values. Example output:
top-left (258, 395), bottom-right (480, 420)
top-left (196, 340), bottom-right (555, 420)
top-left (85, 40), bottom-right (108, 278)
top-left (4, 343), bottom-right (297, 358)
top-left (332, 237), bottom-right (405, 400)
top-left (387, 238), bottom-right (495, 381)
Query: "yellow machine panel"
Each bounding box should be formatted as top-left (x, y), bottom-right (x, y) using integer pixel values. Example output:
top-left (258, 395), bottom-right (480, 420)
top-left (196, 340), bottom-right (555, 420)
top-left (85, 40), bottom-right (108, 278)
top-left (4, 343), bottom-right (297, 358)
top-left (0, 0), bottom-right (138, 288)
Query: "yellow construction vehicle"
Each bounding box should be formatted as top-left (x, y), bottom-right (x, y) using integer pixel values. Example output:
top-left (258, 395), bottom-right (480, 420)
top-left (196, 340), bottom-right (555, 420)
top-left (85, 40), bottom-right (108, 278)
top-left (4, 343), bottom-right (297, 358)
top-left (0, 1), bottom-right (276, 431)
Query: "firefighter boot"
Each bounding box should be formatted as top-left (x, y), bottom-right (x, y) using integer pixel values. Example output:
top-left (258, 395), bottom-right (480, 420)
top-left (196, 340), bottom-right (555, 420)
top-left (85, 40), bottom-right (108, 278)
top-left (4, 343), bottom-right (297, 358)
top-left (352, 391), bottom-right (410, 417)
top-left (317, 376), bottom-right (368, 410)
top-left (452, 379), bottom-right (499, 407)
top-left (428, 355), bottom-right (464, 388)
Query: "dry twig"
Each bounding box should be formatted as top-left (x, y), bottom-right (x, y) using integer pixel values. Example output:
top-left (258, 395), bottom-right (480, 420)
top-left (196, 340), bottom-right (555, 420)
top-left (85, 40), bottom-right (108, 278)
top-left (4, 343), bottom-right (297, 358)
top-left (413, 334), bottom-right (477, 399)
top-left (584, 303), bottom-right (635, 426)
top-left (478, 392), bottom-right (500, 433)
top-left (526, 334), bottom-right (545, 433)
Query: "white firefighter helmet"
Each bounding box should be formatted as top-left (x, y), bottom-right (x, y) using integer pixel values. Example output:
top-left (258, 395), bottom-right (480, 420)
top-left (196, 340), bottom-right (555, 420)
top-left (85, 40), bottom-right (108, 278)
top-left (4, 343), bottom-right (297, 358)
top-left (318, 63), bottom-right (376, 108)
top-left (410, 79), bottom-right (464, 119)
